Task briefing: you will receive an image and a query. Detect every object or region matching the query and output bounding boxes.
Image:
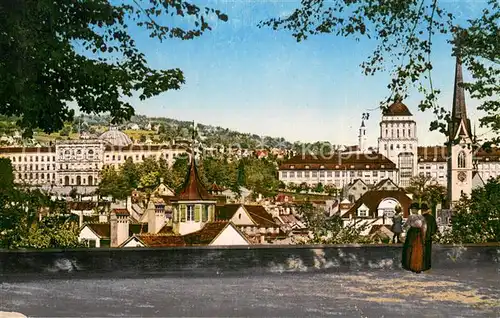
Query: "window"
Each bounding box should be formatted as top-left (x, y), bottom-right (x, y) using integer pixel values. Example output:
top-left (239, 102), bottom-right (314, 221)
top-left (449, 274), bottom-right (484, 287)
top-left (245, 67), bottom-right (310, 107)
top-left (187, 205), bottom-right (194, 221)
top-left (282, 171), bottom-right (288, 178)
top-left (358, 209), bottom-right (368, 217)
top-left (203, 205), bottom-right (209, 222)
top-left (458, 151), bottom-right (466, 168)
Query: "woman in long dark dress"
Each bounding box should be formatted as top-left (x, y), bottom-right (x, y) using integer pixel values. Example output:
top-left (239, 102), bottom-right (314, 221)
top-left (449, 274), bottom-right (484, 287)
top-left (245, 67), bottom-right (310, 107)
top-left (401, 211), bottom-right (427, 273)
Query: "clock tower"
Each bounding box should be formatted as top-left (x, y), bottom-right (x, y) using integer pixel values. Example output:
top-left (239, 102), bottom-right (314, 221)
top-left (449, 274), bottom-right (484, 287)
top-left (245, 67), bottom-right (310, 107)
top-left (447, 55), bottom-right (474, 207)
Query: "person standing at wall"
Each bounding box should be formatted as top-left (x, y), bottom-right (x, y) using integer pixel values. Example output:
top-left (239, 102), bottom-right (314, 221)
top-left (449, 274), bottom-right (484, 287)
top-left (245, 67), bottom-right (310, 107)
top-left (421, 203), bottom-right (438, 272)
top-left (391, 206), bottom-right (403, 243)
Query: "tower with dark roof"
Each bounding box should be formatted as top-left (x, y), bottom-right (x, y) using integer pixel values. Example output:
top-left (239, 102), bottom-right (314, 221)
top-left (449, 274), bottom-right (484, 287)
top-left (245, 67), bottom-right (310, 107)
top-left (171, 151), bottom-right (217, 235)
top-left (447, 55), bottom-right (474, 207)
top-left (377, 99), bottom-right (418, 187)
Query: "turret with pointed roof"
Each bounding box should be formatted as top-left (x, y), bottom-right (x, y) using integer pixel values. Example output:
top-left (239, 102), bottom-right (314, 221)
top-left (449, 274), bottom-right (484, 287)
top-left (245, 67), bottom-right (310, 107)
top-left (176, 155), bottom-right (215, 201)
top-left (171, 122), bottom-right (217, 235)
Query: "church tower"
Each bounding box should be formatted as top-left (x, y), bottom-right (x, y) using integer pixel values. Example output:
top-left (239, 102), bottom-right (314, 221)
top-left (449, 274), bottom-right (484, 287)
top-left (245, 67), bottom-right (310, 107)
top-left (447, 56), bottom-right (474, 207)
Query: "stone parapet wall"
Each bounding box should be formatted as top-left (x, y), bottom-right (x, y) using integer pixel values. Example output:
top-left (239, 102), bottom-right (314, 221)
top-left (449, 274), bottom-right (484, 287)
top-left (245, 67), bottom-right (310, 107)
top-left (1, 244), bottom-right (498, 278)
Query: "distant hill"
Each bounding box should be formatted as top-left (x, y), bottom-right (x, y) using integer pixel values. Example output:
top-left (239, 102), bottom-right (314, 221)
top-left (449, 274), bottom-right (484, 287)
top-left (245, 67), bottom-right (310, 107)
top-left (0, 114), bottom-right (337, 152)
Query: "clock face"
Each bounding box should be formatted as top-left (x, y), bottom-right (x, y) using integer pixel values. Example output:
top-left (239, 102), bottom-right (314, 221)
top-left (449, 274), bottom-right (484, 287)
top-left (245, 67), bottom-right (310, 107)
top-left (458, 171), bottom-right (467, 182)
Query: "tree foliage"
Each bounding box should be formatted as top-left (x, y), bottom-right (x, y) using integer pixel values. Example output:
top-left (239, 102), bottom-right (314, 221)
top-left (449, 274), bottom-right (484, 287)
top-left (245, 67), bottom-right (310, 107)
top-left (406, 174), bottom-right (446, 210)
top-left (97, 155), bottom-right (281, 199)
top-left (297, 202), bottom-right (371, 244)
top-left (0, 0), bottom-right (228, 136)
top-left (261, 0), bottom-right (499, 144)
top-left (1, 158), bottom-right (81, 248)
top-left (438, 176), bottom-right (500, 244)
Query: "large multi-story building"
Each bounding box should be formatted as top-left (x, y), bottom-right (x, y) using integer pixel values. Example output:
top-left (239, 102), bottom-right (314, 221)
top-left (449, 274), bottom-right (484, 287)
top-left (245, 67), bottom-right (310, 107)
top-left (377, 99), bottom-right (419, 188)
top-left (278, 152), bottom-right (398, 189)
top-left (279, 57), bottom-right (500, 193)
top-left (0, 127), bottom-right (186, 188)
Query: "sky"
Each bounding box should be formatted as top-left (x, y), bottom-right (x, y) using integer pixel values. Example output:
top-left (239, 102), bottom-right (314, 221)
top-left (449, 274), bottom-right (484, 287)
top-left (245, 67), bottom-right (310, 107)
top-left (105, 0), bottom-right (491, 146)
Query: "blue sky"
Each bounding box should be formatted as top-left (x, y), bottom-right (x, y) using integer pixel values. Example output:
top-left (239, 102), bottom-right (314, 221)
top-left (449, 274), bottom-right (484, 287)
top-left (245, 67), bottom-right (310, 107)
top-left (116, 0), bottom-right (489, 146)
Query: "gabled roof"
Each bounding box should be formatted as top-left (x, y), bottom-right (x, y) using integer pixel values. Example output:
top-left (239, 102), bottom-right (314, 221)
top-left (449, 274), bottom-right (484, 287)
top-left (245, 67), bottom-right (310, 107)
top-left (372, 178), bottom-right (399, 190)
top-left (83, 223), bottom-right (110, 238)
top-left (136, 234), bottom-right (187, 247)
top-left (344, 190), bottom-right (412, 218)
top-left (216, 204), bottom-right (279, 228)
top-left (183, 221), bottom-right (249, 245)
top-left (175, 157), bottom-right (215, 201)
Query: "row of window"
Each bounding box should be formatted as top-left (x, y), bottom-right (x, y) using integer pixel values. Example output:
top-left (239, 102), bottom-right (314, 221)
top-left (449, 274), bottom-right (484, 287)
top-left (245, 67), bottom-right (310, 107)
top-left (383, 143), bottom-right (414, 150)
top-left (12, 163), bottom-right (99, 171)
top-left (14, 173), bottom-right (96, 185)
top-left (11, 155), bottom-right (56, 162)
top-left (383, 128), bottom-right (413, 139)
top-left (281, 170), bottom-right (395, 178)
top-left (419, 165), bottom-right (446, 170)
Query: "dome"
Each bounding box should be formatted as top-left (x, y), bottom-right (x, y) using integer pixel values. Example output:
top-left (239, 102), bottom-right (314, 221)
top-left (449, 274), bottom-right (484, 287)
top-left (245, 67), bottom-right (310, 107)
top-left (384, 100), bottom-right (413, 116)
top-left (99, 127), bottom-right (132, 147)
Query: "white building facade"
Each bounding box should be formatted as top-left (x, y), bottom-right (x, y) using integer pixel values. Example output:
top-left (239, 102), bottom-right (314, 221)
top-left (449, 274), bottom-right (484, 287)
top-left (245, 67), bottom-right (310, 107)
top-left (377, 100), bottom-right (419, 188)
top-left (0, 128), bottom-right (187, 188)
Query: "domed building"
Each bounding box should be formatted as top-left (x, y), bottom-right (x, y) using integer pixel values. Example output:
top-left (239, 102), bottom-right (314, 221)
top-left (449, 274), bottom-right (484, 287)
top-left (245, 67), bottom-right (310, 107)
top-left (99, 127), bottom-right (133, 147)
top-left (377, 99), bottom-right (419, 187)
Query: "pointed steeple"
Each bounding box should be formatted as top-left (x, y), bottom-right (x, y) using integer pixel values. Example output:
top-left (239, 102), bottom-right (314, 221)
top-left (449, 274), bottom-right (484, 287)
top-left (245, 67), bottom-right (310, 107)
top-left (452, 56), bottom-right (468, 121)
top-left (449, 55), bottom-right (472, 140)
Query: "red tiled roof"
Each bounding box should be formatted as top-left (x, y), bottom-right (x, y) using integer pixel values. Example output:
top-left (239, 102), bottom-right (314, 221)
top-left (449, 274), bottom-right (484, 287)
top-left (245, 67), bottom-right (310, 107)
top-left (85, 223), bottom-right (111, 238)
top-left (112, 208), bottom-right (130, 216)
top-left (183, 221), bottom-right (231, 245)
top-left (176, 158), bottom-right (215, 201)
top-left (217, 204), bottom-right (278, 228)
top-left (243, 205), bottom-right (278, 228)
top-left (158, 224), bottom-right (174, 234)
top-left (383, 100), bottom-right (413, 116)
top-left (137, 234), bottom-right (187, 247)
top-left (279, 153), bottom-right (397, 170)
top-left (344, 190), bottom-right (412, 218)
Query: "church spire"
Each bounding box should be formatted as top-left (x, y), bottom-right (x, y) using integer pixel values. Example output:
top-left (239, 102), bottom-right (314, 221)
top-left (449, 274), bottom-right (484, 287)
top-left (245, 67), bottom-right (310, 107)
top-left (452, 56), bottom-right (467, 122)
top-left (449, 55), bottom-right (472, 141)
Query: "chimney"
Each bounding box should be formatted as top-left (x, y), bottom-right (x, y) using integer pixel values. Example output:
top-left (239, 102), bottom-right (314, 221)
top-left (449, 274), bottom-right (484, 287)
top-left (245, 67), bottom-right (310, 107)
top-left (154, 204), bottom-right (166, 234)
top-left (79, 210), bottom-right (84, 228)
top-left (110, 212), bottom-right (118, 247)
top-left (99, 211), bottom-right (108, 223)
top-left (147, 201), bottom-right (157, 234)
top-left (116, 212), bottom-right (130, 246)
